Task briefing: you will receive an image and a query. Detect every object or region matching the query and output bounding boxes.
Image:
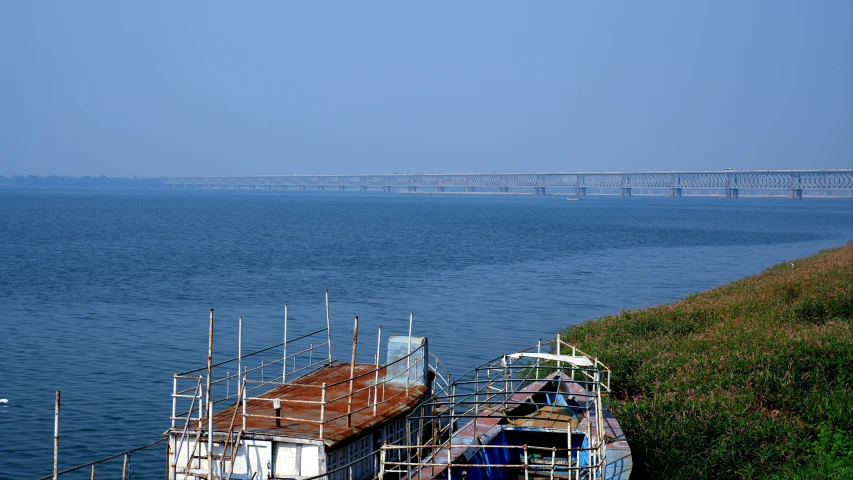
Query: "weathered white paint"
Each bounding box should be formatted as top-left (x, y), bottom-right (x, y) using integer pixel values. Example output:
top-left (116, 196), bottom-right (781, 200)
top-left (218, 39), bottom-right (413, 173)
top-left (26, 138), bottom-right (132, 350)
top-left (300, 444), bottom-right (321, 477)
top-left (274, 442), bottom-right (299, 476)
top-left (506, 352), bottom-right (594, 366)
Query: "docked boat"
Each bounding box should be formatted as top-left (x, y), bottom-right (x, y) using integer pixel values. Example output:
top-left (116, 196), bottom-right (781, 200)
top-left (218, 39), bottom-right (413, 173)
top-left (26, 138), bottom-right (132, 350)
top-left (378, 338), bottom-right (631, 480)
top-left (168, 297), bottom-right (447, 480)
top-left (566, 197), bottom-right (583, 201)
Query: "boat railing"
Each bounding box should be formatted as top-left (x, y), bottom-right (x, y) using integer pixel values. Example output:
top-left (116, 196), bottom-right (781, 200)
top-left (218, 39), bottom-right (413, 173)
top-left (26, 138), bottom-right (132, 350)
top-left (237, 342), bottom-right (431, 438)
top-left (380, 443), bottom-right (606, 480)
top-left (37, 438), bottom-right (166, 480)
top-left (428, 351), bottom-right (451, 397)
top-left (171, 327), bottom-right (331, 429)
top-left (379, 338), bottom-right (608, 480)
top-left (556, 335), bottom-right (611, 394)
top-left (173, 338), bottom-right (437, 438)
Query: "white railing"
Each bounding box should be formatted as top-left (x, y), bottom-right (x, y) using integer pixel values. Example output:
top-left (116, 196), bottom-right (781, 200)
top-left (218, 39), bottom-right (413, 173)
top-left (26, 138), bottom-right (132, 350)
top-left (170, 327), bottom-right (330, 427)
top-left (237, 342), bottom-right (432, 438)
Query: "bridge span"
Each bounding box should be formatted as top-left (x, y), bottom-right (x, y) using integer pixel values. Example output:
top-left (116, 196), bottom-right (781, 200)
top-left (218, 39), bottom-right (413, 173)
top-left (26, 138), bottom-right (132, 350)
top-left (159, 169), bottom-right (853, 199)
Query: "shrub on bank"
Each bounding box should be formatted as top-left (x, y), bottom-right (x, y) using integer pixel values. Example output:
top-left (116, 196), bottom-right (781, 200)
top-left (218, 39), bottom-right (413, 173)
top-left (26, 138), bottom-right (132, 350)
top-left (559, 243), bottom-right (853, 479)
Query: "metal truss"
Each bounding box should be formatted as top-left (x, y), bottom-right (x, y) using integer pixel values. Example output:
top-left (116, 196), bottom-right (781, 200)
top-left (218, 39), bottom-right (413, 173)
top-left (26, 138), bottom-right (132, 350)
top-left (160, 170), bottom-right (853, 190)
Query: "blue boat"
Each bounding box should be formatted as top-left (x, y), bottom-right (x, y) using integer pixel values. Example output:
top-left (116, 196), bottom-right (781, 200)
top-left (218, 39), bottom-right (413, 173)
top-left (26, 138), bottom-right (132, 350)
top-left (378, 340), bottom-right (632, 480)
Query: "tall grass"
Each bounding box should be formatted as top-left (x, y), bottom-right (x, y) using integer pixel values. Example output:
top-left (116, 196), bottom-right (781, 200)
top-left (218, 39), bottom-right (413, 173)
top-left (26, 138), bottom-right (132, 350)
top-left (559, 243), bottom-right (853, 479)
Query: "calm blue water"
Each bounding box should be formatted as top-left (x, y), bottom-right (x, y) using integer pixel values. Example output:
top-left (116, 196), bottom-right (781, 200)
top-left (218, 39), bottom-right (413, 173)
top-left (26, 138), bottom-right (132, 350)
top-left (1, 189), bottom-right (851, 478)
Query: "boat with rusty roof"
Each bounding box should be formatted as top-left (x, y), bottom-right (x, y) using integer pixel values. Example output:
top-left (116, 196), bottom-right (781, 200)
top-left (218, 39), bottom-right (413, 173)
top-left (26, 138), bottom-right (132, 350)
top-left (168, 294), bottom-right (447, 480)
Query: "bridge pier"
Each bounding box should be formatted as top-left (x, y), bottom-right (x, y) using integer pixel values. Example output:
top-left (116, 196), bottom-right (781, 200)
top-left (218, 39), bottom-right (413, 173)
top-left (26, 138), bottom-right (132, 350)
top-left (280, 185), bottom-right (288, 191)
top-left (620, 188), bottom-right (632, 197)
top-left (407, 186), bottom-right (417, 192)
top-left (669, 187), bottom-right (682, 197)
top-left (337, 186), bottom-right (345, 192)
top-left (575, 187), bottom-right (586, 196)
top-left (534, 187), bottom-right (546, 195)
top-left (788, 188), bottom-right (803, 200)
top-left (316, 185), bottom-right (325, 191)
top-left (466, 186), bottom-right (476, 193)
top-left (298, 185), bottom-right (305, 191)
top-left (435, 186), bottom-right (445, 192)
top-left (499, 187), bottom-right (509, 193)
top-left (359, 186), bottom-right (367, 192)
top-left (382, 186), bottom-right (391, 193)
top-left (726, 188), bottom-right (738, 199)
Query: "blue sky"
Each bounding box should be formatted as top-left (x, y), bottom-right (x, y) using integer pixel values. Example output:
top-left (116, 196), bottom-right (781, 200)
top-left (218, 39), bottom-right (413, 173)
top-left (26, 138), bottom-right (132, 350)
top-left (1, 1), bottom-right (851, 177)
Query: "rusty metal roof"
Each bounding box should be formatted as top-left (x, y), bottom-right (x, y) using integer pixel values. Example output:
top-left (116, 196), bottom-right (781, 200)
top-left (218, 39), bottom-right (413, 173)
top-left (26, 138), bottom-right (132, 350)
top-left (209, 362), bottom-right (428, 447)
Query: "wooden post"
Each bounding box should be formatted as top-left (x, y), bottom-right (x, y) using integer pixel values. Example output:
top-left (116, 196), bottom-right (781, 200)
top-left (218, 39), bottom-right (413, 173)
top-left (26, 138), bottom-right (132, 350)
top-left (121, 453), bottom-right (128, 480)
top-left (536, 338), bottom-right (541, 379)
top-left (206, 309), bottom-right (214, 477)
top-left (373, 325), bottom-right (381, 415)
top-left (406, 312), bottom-right (413, 394)
top-left (283, 304), bottom-right (288, 383)
top-left (53, 390), bottom-right (60, 480)
top-left (242, 376), bottom-right (247, 432)
top-left (556, 333), bottom-right (562, 371)
top-left (325, 291), bottom-right (333, 362)
top-left (319, 383), bottom-right (326, 438)
top-left (238, 316), bottom-right (242, 395)
top-left (274, 398), bottom-right (282, 427)
top-left (91, 464), bottom-right (95, 480)
top-left (347, 316), bottom-right (359, 426)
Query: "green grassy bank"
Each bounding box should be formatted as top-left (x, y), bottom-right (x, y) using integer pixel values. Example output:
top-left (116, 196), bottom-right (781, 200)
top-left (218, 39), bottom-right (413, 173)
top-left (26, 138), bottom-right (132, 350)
top-left (560, 243), bottom-right (853, 479)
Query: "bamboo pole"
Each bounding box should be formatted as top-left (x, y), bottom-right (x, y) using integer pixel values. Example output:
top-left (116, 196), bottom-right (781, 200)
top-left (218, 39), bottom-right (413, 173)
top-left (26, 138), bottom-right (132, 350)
top-left (347, 316), bottom-right (359, 426)
top-left (319, 383), bottom-right (326, 438)
top-left (53, 390), bottom-right (60, 480)
top-left (237, 316), bottom-right (242, 390)
top-left (325, 291), bottom-right (333, 362)
top-left (374, 325), bottom-right (382, 415)
top-left (242, 375), bottom-right (247, 432)
top-left (406, 312), bottom-right (413, 393)
top-left (536, 338), bottom-right (541, 380)
top-left (206, 309), bottom-right (214, 476)
top-left (283, 304), bottom-right (288, 383)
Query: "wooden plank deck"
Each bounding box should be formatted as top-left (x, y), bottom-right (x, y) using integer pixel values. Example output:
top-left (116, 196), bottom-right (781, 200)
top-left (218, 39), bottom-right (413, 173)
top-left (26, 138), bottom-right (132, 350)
top-left (209, 362), bottom-right (428, 446)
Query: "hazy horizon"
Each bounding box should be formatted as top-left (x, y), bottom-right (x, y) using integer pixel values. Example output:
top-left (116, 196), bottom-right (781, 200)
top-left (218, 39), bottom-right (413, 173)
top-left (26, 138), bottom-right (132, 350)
top-left (2, 1), bottom-right (851, 177)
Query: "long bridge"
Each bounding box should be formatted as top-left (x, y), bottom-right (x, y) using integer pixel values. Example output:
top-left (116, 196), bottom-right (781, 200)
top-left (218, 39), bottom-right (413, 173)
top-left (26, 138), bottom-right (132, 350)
top-left (160, 169), bottom-right (853, 199)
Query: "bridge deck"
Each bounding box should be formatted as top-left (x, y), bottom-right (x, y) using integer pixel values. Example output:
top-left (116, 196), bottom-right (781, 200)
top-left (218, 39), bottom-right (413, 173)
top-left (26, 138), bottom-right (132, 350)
top-left (159, 170), bottom-right (853, 190)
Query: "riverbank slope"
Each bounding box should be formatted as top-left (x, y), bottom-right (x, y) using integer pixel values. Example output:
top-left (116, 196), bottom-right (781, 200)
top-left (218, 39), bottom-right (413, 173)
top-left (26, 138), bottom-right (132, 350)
top-left (560, 243), bottom-right (853, 478)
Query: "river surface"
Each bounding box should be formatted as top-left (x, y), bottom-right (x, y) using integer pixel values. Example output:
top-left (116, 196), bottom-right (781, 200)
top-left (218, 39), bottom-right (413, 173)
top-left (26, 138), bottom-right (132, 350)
top-left (1, 189), bottom-right (851, 478)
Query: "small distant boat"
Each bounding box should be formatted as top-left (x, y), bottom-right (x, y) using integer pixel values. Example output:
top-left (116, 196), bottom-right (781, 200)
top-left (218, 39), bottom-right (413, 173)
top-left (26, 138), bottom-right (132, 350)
top-left (566, 197), bottom-right (583, 201)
